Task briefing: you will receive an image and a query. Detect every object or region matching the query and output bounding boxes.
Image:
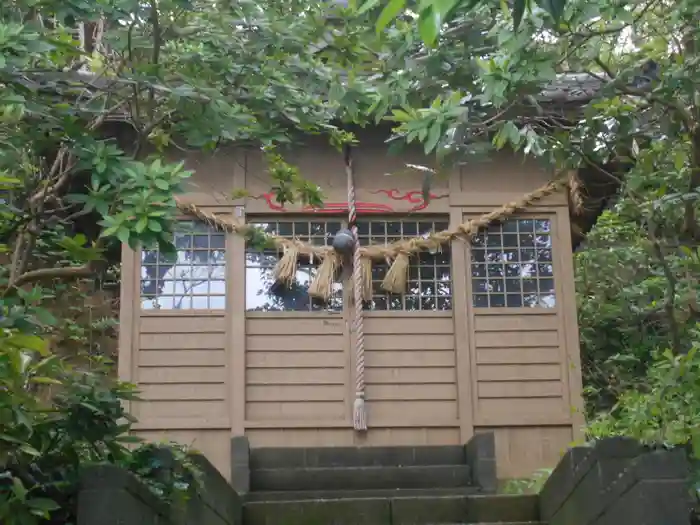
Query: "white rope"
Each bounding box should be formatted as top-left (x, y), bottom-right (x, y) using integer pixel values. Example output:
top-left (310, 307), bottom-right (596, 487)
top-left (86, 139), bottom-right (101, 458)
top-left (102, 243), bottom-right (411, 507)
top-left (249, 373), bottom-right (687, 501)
top-left (346, 146), bottom-right (367, 432)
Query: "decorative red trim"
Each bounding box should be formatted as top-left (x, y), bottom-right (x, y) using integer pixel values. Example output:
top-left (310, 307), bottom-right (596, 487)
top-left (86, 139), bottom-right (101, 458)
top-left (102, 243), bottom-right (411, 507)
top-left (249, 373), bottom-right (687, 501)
top-left (369, 189), bottom-right (447, 212)
top-left (304, 202), bottom-right (395, 214)
top-left (254, 188), bottom-right (447, 214)
top-left (254, 193), bottom-right (394, 213)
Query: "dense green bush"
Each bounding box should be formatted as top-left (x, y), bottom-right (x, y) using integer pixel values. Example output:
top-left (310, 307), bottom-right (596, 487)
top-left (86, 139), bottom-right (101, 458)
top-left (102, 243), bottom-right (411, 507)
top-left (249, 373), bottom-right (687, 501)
top-left (0, 329), bottom-right (202, 525)
top-left (586, 341), bottom-right (700, 501)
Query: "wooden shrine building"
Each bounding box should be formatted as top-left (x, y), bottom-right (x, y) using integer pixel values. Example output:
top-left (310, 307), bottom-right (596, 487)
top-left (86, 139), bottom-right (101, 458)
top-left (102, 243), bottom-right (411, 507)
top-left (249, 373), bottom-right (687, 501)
top-left (115, 118), bottom-right (602, 483)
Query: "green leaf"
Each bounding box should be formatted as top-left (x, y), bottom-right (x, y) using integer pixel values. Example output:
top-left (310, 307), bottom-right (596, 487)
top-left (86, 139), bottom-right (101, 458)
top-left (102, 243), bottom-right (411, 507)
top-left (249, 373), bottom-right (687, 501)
top-left (26, 498), bottom-right (60, 512)
top-left (9, 334), bottom-right (47, 354)
top-left (512, 0), bottom-right (527, 30)
top-left (425, 123), bottom-right (442, 154)
top-left (418, 6), bottom-right (441, 47)
top-left (0, 434), bottom-right (24, 444)
top-left (357, 0), bottom-right (380, 14)
top-left (34, 308), bottom-right (57, 326)
top-left (116, 227), bottom-right (130, 244)
top-left (673, 150), bottom-right (686, 171)
top-left (12, 477), bottom-right (27, 501)
top-left (101, 225), bottom-right (120, 238)
top-left (30, 377), bottom-right (62, 385)
top-left (135, 216), bottom-right (148, 233)
top-left (154, 179), bottom-right (170, 191)
top-left (537, 0), bottom-right (566, 22)
top-left (19, 444), bottom-right (41, 457)
top-left (148, 220), bottom-right (163, 232)
top-left (376, 0), bottom-right (406, 32)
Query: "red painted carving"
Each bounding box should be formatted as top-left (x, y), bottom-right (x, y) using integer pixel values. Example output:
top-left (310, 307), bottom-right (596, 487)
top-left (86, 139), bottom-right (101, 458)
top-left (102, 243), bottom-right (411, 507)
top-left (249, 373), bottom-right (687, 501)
top-left (254, 193), bottom-right (394, 213)
top-left (369, 189), bottom-right (447, 212)
top-left (254, 188), bottom-right (447, 214)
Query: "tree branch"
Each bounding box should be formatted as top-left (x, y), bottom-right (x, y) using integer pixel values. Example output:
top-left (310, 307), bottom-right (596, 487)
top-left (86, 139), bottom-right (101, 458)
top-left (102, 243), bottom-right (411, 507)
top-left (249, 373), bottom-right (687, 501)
top-left (8, 264), bottom-right (94, 290)
top-left (647, 226), bottom-right (684, 354)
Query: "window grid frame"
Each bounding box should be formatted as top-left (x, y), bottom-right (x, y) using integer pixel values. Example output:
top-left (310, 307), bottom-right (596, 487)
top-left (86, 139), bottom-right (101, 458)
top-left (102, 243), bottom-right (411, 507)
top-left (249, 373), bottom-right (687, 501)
top-left (356, 216), bottom-right (452, 312)
top-left (469, 217), bottom-right (556, 309)
top-left (140, 219), bottom-right (227, 311)
top-left (245, 216), bottom-right (345, 313)
top-left (244, 215), bottom-right (453, 313)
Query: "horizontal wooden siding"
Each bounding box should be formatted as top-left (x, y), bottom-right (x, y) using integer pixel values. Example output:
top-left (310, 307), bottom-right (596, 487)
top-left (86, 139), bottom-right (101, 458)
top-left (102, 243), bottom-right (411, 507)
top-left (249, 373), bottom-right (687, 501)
top-left (474, 312), bottom-right (569, 426)
top-left (245, 316), bottom-right (347, 422)
top-left (133, 315), bottom-right (229, 427)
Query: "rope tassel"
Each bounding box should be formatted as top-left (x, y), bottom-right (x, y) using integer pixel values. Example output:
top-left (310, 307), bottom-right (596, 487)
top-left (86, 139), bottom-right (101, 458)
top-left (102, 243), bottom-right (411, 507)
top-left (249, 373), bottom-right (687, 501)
top-left (273, 243), bottom-right (299, 286)
top-left (381, 251), bottom-right (410, 294)
top-left (360, 257), bottom-right (373, 302)
top-left (308, 252), bottom-right (339, 301)
top-left (353, 392), bottom-right (367, 431)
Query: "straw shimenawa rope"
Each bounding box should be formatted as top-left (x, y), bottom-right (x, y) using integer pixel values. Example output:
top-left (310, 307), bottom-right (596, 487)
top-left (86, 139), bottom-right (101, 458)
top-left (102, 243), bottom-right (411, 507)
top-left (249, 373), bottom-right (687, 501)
top-left (175, 177), bottom-right (568, 276)
top-left (174, 174), bottom-right (570, 295)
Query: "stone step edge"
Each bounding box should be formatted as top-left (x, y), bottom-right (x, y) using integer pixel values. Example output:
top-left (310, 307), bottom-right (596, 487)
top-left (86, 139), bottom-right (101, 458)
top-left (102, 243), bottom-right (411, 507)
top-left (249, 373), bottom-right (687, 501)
top-left (249, 445), bottom-right (468, 469)
top-left (250, 464), bottom-right (472, 491)
top-left (244, 495), bottom-right (526, 504)
top-left (251, 464), bottom-right (472, 473)
top-left (244, 487), bottom-right (481, 502)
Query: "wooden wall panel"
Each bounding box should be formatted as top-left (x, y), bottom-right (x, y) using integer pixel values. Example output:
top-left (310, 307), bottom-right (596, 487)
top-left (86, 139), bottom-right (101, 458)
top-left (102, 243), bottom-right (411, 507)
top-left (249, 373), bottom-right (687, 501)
top-left (242, 313), bottom-right (460, 444)
top-left (473, 311), bottom-right (569, 426)
top-left (363, 314), bottom-right (459, 426)
top-left (131, 313), bottom-right (229, 430)
top-left (244, 315), bottom-right (346, 423)
top-left (476, 426), bottom-right (573, 479)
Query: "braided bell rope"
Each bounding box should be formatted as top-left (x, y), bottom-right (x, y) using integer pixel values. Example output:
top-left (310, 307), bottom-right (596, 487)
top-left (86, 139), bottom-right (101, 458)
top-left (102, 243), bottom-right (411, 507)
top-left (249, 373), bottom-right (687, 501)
top-left (344, 147), bottom-right (367, 431)
top-left (173, 175), bottom-right (569, 263)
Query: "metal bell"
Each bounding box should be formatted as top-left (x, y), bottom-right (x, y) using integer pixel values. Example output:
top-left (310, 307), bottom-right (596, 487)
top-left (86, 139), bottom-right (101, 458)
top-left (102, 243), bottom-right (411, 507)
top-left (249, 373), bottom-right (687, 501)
top-left (332, 228), bottom-right (355, 254)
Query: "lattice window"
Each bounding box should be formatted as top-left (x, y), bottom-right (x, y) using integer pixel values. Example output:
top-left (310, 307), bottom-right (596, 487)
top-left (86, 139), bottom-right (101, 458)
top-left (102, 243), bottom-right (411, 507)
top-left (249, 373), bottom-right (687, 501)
top-left (140, 220), bottom-right (226, 310)
top-left (358, 219), bottom-right (452, 311)
top-left (470, 218), bottom-right (555, 308)
top-left (245, 219), bottom-right (343, 312)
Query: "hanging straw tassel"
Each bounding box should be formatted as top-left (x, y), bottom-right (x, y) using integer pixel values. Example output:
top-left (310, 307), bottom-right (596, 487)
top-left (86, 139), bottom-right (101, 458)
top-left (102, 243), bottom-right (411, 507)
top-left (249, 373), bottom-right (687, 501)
top-left (273, 243), bottom-right (299, 286)
top-left (360, 257), bottom-right (373, 301)
top-left (381, 251), bottom-right (410, 294)
top-left (308, 252), bottom-right (339, 300)
top-left (353, 392), bottom-right (367, 431)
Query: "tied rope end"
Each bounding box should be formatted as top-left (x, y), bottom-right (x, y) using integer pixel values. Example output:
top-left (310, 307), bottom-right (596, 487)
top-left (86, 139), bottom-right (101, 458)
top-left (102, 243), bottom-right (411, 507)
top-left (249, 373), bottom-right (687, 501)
top-left (353, 394), bottom-right (367, 431)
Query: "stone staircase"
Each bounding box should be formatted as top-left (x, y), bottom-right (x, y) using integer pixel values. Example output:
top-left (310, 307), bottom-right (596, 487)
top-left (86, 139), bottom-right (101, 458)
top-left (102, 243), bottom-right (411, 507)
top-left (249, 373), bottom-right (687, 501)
top-left (236, 436), bottom-right (544, 525)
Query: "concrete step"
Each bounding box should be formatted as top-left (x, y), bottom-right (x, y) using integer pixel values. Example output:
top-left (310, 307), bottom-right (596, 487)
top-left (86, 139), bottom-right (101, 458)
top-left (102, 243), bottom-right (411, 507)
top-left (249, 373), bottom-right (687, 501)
top-left (250, 445), bottom-right (467, 469)
top-left (250, 464), bottom-right (472, 491)
top-left (243, 494), bottom-right (540, 525)
top-left (245, 486), bottom-right (481, 502)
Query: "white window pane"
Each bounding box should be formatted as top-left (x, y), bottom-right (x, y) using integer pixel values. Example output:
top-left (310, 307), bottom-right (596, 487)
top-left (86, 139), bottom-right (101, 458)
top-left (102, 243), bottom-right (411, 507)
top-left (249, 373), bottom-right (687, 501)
top-left (470, 218), bottom-right (555, 309)
top-left (139, 221), bottom-right (226, 310)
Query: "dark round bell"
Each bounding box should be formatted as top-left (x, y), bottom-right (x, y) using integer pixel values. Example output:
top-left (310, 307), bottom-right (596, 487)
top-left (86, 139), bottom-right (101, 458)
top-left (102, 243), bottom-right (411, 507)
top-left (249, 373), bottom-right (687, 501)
top-left (332, 228), bottom-right (355, 254)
